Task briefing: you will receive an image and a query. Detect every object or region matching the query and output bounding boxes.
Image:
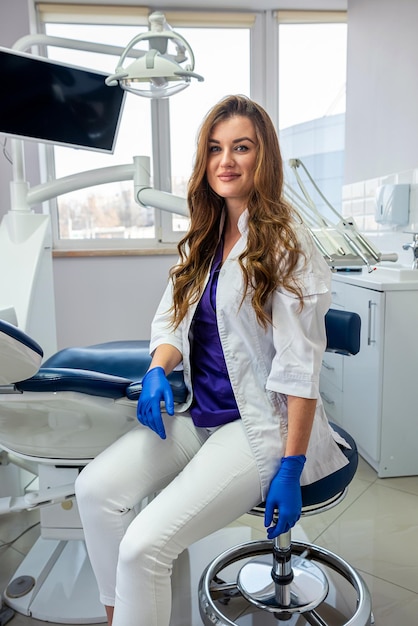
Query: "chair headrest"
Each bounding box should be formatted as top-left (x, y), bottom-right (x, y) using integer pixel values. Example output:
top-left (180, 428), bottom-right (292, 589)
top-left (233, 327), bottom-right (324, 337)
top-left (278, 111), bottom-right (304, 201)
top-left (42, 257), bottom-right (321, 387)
top-left (0, 319), bottom-right (43, 384)
top-left (325, 309), bottom-right (361, 356)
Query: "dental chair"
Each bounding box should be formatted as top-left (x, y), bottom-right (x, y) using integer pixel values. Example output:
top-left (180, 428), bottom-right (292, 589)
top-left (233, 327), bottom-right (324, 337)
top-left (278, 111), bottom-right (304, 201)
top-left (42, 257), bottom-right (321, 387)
top-left (0, 320), bottom-right (184, 623)
top-left (198, 309), bottom-right (373, 626)
top-left (0, 309), bottom-right (370, 625)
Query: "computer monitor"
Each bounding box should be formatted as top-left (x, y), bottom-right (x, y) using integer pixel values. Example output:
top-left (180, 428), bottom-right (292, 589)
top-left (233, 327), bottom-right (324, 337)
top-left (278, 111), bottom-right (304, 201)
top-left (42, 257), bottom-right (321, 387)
top-left (0, 47), bottom-right (126, 153)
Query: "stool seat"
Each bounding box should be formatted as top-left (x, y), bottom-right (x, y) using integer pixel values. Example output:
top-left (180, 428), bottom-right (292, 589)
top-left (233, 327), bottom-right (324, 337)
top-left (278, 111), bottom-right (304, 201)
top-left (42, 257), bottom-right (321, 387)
top-left (302, 423), bottom-right (358, 507)
top-left (250, 423), bottom-right (358, 515)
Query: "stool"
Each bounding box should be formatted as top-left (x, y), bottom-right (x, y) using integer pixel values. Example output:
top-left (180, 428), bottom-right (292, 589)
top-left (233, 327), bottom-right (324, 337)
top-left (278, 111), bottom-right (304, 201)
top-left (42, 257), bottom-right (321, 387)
top-left (198, 423), bottom-right (373, 626)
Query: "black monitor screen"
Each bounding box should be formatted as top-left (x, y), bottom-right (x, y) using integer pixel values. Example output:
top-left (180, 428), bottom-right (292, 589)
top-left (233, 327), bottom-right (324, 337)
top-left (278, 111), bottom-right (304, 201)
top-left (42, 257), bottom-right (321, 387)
top-left (0, 47), bottom-right (125, 153)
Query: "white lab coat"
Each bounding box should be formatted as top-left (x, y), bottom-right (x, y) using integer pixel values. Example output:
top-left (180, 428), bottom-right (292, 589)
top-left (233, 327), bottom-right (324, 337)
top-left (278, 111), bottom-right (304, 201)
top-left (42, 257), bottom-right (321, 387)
top-left (150, 210), bottom-right (349, 498)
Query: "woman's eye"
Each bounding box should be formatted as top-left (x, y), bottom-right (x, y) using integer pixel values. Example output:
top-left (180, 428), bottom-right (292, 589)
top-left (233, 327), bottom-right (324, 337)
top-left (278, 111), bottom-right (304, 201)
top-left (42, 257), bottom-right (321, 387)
top-left (235, 145), bottom-right (249, 152)
top-left (209, 145), bottom-right (220, 153)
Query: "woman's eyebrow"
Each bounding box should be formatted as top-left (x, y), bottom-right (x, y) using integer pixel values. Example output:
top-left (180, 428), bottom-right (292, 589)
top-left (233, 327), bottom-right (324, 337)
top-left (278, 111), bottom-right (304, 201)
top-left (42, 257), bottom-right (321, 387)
top-left (208, 136), bottom-right (256, 144)
top-left (233, 136), bottom-right (256, 144)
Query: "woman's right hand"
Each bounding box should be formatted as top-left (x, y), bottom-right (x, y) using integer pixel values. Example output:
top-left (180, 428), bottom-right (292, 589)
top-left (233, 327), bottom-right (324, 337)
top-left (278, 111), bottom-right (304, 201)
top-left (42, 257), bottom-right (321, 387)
top-left (264, 455), bottom-right (306, 538)
top-left (137, 367), bottom-right (174, 439)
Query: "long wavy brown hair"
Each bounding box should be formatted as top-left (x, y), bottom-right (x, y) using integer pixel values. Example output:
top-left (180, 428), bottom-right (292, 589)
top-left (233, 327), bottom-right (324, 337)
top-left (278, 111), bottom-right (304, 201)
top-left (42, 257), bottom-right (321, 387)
top-left (169, 95), bottom-right (304, 329)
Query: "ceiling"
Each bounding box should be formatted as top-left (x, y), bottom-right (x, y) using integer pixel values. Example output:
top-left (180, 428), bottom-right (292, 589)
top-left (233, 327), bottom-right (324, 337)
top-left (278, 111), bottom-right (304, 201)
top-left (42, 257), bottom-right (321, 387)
top-left (45, 0), bottom-right (348, 12)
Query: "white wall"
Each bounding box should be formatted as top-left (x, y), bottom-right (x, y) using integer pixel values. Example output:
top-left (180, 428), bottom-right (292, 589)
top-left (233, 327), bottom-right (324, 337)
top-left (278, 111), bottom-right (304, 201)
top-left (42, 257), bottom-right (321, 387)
top-left (345, 0), bottom-right (418, 184)
top-left (53, 253), bottom-right (176, 348)
top-left (343, 0), bottom-right (418, 264)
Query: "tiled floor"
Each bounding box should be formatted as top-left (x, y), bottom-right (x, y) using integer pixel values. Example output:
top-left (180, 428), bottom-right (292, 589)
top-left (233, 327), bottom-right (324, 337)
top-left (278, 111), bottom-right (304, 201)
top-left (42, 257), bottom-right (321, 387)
top-left (1, 456), bottom-right (418, 625)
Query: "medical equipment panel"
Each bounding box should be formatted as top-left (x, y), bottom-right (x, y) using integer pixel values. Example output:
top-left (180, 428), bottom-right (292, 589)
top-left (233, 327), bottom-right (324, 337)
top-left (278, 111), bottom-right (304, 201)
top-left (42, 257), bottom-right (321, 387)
top-left (0, 47), bottom-right (126, 153)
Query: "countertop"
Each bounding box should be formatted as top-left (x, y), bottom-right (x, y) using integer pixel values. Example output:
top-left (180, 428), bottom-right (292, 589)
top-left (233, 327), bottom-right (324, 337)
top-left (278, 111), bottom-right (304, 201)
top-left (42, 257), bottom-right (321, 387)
top-left (331, 265), bottom-right (418, 291)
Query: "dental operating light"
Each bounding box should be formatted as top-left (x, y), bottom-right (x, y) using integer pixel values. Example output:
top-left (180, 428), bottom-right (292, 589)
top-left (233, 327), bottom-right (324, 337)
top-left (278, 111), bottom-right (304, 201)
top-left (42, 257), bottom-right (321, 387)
top-left (106, 12), bottom-right (204, 98)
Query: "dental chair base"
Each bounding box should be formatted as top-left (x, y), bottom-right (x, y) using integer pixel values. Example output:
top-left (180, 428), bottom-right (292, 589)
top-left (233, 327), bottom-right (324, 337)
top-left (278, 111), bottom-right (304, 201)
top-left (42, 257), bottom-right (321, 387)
top-left (0, 321), bottom-right (159, 624)
top-left (4, 537), bottom-right (105, 624)
top-left (1, 449), bottom-right (108, 622)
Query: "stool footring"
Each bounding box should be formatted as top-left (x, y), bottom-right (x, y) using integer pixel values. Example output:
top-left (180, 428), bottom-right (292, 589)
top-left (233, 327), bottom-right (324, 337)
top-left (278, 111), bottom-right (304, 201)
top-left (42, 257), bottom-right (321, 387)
top-left (199, 539), bottom-right (372, 626)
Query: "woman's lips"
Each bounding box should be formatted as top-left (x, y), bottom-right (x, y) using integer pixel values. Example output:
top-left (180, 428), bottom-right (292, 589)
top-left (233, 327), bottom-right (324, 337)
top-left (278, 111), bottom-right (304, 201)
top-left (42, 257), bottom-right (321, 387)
top-left (218, 173), bottom-right (240, 181)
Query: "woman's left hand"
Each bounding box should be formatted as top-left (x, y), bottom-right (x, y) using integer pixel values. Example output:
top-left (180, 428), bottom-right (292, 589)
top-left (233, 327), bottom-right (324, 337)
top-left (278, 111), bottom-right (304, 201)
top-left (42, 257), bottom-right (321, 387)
top-left (264, 455), bottom-right (306, 539)
top-left (137, 367), bottom-right (174, 439)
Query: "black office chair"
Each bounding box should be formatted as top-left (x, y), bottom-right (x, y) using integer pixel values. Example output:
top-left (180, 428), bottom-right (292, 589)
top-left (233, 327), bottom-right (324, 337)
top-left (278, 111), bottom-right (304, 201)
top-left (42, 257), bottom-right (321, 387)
top-left (198, 309), bottom-right (373, 626)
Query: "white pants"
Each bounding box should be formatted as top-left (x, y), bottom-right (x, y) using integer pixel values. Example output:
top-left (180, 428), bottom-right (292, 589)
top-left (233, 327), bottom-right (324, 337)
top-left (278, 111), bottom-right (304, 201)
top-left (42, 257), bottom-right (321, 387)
top-left (75, 414), bottom-right (262, 626)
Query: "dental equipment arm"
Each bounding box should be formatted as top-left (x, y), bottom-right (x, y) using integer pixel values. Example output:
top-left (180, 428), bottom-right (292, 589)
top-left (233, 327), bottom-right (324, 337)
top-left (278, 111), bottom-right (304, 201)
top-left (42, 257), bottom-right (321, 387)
top-left (286, 158), bottom-right (398, 272)
top-left (0, 483), bottom-right (76, 515)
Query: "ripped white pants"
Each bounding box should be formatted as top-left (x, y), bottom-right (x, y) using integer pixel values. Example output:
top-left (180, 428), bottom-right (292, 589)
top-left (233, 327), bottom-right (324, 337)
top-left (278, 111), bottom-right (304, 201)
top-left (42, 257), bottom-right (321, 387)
top-left (75, 414), bottom-right (262, 626)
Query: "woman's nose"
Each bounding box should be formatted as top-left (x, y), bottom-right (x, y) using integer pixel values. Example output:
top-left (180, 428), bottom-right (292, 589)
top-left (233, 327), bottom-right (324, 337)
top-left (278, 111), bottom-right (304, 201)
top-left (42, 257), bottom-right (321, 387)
top-left (220, 149), bottom-right (234, 167)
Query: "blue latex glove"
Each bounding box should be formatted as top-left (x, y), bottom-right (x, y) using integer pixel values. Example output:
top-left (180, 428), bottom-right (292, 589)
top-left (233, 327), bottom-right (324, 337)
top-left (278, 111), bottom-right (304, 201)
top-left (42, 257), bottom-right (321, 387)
top-left (137, 367), bottom-right (174, 439)
top-left (264, 455), bottom-right (306, 539)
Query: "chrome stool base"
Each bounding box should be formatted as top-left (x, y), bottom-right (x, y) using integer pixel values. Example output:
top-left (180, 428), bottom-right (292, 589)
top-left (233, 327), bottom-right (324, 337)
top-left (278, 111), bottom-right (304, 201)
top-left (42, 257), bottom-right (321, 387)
top-left (238, 555), bottom-right (328, 614)
top-left (199, 539), bottom-right (372, 626)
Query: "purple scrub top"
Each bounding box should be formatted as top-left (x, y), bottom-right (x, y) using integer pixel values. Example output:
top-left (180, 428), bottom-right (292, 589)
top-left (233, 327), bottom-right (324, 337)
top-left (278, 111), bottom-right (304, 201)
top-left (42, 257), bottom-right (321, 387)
top-left (189, 241), bottom-right (240, 428)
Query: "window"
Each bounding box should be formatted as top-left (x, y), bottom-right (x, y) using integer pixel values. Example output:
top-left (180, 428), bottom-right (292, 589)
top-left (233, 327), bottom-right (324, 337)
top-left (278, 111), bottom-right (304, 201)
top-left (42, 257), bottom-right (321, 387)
top-left (277, 12), bottom-right (347, 222)
top-left (36, 7), bottom-right (252, 250)
top-left (166, 25), bottom-right (251, 237)
top-left (43, 21), bottom-right (154, 248)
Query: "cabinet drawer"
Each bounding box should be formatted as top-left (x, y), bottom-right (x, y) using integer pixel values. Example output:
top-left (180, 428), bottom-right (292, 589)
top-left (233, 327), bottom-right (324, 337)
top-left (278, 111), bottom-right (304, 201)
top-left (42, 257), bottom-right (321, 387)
top-left (329, 282), bottom-right (346, 307)
top-left (321, 352), bottom-right (343, 390)
top-left (319, 379), bottom-right (343, 426)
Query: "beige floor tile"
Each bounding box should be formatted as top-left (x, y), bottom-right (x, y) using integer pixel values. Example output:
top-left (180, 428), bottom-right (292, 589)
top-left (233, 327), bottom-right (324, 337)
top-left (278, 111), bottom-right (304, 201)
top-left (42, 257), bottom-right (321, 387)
top-left (316, 481), bottom-right (418, 592)
top-left (378, 473), bottom-right (418, 497)
top-left (0, 509), bottom-right (41, 617)
top-left (361, 571), bottom-right (418, 626)
top-left (0, 510), bottom-right (40, 554)
top-left (295, 476), bottom-right (373, 543)
top-left (355, 456), bottom-right (379, 483)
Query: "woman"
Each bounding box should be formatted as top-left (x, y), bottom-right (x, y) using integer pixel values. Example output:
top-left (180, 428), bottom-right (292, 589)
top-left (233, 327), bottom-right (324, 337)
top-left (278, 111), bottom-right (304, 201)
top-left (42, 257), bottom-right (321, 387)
top-left (75, 94), bottom-right (349, 626)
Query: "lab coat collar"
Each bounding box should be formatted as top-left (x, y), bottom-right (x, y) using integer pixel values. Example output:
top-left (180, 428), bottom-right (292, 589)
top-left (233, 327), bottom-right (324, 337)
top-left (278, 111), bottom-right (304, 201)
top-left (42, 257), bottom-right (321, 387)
top-left (237, 209), bottom-right (250, 235)
top-left (218, 207), bottom-right (249, 239)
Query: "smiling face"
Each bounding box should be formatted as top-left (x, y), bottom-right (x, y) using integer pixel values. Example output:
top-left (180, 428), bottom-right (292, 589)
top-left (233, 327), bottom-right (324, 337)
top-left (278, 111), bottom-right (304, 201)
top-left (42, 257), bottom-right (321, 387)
top-left (206, 115), bottom-right (258, 214)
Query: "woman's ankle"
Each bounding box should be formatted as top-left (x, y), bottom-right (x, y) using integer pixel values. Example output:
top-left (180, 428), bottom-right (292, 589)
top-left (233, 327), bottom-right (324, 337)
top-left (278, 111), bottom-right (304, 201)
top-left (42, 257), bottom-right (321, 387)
top-left (105, 605), bottom-right (114, 625)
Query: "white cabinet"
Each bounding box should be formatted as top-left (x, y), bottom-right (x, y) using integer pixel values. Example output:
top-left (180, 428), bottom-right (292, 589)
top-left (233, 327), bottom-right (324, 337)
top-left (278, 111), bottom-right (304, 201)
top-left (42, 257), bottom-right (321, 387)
top-left (320, 271), bottom-right (418, 477)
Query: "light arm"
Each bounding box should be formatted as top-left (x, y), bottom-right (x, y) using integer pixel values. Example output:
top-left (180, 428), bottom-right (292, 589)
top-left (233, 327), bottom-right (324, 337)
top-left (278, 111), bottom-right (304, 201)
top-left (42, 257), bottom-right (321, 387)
top-left (11, 155), bottom-right (188, 217)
